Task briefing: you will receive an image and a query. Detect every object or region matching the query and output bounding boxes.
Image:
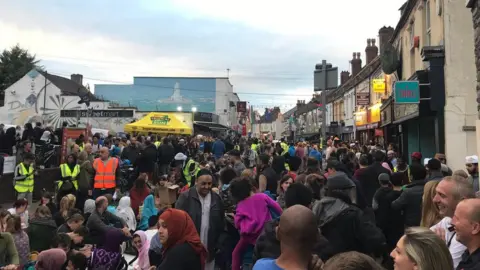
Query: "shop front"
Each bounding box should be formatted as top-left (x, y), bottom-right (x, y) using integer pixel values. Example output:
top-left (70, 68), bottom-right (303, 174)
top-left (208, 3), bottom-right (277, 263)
top-left (340, 125), bottom-right (354, 142)
top-left (380, 97), bottom-right (396, 146)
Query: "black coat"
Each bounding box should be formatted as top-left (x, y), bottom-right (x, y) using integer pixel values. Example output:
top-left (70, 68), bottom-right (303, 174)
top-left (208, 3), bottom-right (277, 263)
top-left (137, 144), bottom-right (158, 173)
top-left (27, 217), bottom-right (57, 252)
top-left (157, 144), bottom-right (175, 165)
top-left (391, 180), bottom-right (426, 227)
top-left (373, 187), bottom-right (404, 250)
top-left (356, 162), bottom-right (391, 207)
top-left (175, 188), bottom-right (225, 261)
top-left (157, 243), bottom-right (202, 270)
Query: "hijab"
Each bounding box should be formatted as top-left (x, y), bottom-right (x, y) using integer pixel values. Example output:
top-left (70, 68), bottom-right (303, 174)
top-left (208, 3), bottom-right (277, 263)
top-left (134, 230), bottom-right (150, 270)
top-left (139, 195), bottom-right (158, 230)
top-left (116, 196), bottom-right (137, 230)
top-left (159, 209), bottom-right (207, 270)
top-left (91, 229), bottom-right (124, 269)
top-left (84, 199), bottom-right (95, 214)
top-left (36, 248), bottom-right (66, 270)
top-left (102, 228), bottom-right (125, 253)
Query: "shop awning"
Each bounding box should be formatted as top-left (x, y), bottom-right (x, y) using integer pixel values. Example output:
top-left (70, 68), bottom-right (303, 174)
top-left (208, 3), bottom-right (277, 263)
top-left (124, 112), bottom-right (193, 135)
top-left (194, 121), bottom-right (229, 131)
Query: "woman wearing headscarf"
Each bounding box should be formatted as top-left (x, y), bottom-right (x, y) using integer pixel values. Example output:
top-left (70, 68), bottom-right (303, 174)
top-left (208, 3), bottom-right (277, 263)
top-left (156, 209), bottom-right (207, 270)
top-left (139, 195), bottom-right (158, 230)
top-left (35, 248), bottom-right (67, 270)
top-left (132, 230), bottom-right (150, 270)
top-left (83, 199), bottom-right (95, 222)
top-left (116, 196), bottom-right (137, 231)
top-left (129, 174), bottom-right (151, 217)
top-left (21, 123), bottom-right (34, 142)
top-left (89, 229), bottom-right (127, 269)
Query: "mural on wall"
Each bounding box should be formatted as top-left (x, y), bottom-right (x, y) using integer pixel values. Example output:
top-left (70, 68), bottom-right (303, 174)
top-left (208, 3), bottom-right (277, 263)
top-left (95, 77), bottom-right (216, 113)
top-left (1, 70), bottom-right (134, 132)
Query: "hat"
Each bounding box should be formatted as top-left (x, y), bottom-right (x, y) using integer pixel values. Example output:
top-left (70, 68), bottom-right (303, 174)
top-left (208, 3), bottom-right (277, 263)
top-left (327, 173), bottom-right (356, 190)
top-left (378, 173), bottom-right (390, 183)
top-left (411, 152), bottom-right (422, 160)
top-left (423, 158), bottom-right (431, 166)
top-left (466, 155), bottom-right (479, 164)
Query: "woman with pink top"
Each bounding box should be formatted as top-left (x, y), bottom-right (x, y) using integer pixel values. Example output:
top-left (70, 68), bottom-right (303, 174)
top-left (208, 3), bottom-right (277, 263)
top-left (230, 178), bottom-right (282, 270)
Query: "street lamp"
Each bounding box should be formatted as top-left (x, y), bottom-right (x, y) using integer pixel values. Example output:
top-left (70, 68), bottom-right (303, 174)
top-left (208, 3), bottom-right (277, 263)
top-left (177, 106), bottom-right (182, 111)
top-left (192, 107), bottom-right (197, 112)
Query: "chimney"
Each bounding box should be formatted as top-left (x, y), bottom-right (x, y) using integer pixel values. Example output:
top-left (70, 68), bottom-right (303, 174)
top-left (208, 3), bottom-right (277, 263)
top-left (365, 38), bottom-right (379, 65)
top-left (340, 71), bottom-right (350, 85)
top-left (71, 74), bottom-right (83, 85)
top-left (351, 52), bottom-right (362, 77)
top-left (378, 26), bottom-right (395, 55)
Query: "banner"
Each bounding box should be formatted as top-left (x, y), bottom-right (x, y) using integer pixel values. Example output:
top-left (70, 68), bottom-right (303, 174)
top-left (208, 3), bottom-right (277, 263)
top-left (3, 156), bottom-right (16, 174)
top-left (237, 101), bottom-right (247, 113)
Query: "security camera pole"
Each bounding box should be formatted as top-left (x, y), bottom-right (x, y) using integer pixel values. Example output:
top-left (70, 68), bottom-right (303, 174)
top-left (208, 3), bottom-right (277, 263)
top-left (314, 60), bottom-right (338, 150)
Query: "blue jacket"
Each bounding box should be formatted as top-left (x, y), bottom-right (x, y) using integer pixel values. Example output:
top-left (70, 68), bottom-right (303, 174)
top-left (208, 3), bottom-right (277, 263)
top-left (309, 149), bottom-right (322, 161)
top-left (212, 140), bottom-right (226, 158)
top-left (288, 146), bottom-right (296, 157)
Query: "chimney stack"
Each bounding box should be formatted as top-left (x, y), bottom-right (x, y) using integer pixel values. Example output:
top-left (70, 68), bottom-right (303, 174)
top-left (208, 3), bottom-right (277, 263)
top-left (378, 26), bottom-right (395, 55)
top-left (351, 52), bottom-right (362, 77)
top-left (71, 74), bottom-right (83, 86)
top-left (340, 71), bottom-right (350, 85)
top-left (365, 38), bottom-right (379, 65)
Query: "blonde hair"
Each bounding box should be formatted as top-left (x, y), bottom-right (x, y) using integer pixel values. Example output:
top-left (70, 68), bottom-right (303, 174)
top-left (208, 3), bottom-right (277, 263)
top-left (403, 227), bottom-right (454, 270)
top-left (453, 170), bottom-right (468, 179)
top-left (77, 151), bottom-right (88, 163)
top-left (241, 169), bottom-right (253, 178)
top-left (420, 181), bottom-right (441, 227)
top-left (59, 194), bottom-right (76, 219)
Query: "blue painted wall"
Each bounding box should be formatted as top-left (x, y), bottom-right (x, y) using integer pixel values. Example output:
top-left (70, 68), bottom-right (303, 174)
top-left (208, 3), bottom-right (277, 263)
top-left (95, 77), bottom-right (216, 112)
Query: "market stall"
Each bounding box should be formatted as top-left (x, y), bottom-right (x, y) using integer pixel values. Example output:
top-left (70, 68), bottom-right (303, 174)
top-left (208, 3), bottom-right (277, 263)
top-left (124, 112), bottom-right (193, 135)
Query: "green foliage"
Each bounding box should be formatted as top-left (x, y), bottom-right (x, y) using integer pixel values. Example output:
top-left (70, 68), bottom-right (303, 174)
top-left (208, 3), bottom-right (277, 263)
top-left (0, 44), bottom-right (42, 91)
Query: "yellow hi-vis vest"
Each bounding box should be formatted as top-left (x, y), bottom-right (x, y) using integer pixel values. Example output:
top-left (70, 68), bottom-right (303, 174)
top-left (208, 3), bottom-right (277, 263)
top-left (59, 163), bottom-right (80, 190)
top-left (79, 143), bottom-right (84, 152)
top-left (183, 159), bottom-right (199, 187)
top-left (154, 141), bottom-right (161, 148)
top-left (394, 165), bottom-right (411, 183)
top-left (234, 145), bottom-right (240, 151)
top-left (251, 144), bottom-right (258, 151)
top-left (15, 163), bottom-right (34, 193)
top-left (281, 142), bottom-right (288, 153)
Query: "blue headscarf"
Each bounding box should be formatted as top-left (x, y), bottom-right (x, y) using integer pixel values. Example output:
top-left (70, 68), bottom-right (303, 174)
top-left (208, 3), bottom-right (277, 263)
top-left (139, 195), bottom-right (158, 230)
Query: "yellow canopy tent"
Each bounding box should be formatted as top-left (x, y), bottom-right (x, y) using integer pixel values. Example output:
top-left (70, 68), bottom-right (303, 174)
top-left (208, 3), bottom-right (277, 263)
top-left (124, 112), bottom-right (193, 135)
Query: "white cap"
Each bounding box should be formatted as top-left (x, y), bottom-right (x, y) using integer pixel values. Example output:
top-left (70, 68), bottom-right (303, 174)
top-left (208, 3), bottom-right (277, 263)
top-left (424, 158), bottom-right (431, 166)
top-left (466, 155), bottom-right (479, 164)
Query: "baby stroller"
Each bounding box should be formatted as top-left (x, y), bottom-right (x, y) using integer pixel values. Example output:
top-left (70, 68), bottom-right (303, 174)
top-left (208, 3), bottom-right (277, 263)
top-left (119, 160), bottom-right (137, 194)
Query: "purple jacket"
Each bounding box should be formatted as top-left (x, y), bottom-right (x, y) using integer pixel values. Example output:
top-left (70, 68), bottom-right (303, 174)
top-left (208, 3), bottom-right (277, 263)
top-left (235, 193), bottom-right (282, 244)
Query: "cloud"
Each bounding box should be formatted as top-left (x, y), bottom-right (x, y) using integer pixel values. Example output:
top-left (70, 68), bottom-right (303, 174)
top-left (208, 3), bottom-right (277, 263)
top-left (0, 0), bottom-right (406, 110)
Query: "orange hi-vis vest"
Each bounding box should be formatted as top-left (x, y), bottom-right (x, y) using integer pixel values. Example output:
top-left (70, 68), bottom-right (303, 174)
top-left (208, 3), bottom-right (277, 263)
top-left (93, 157), bottom-right (119, 189)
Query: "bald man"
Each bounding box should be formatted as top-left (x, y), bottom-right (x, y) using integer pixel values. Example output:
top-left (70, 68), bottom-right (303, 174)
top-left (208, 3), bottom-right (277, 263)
top-left (452, 199), bottom-right (480, 269)
top-left (91, 147), bottom-right (121, 199)
top-left (253, 205), bottom-right (320, 270)
top-left (86, 196), bottom-right (130, 245)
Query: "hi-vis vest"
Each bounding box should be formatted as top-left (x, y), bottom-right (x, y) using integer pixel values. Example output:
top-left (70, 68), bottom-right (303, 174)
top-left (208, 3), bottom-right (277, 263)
top-left (154, 141), bottom-right (161, 148)
top-left (394, 166), bottom-right (411, 182)
top-left (59, 163), bottom-right (80, 190)
top-left (183, 159), bottom-right (200, 187)
top-left (281, 142), bottom-right (288, 153)
top-left (93, 157), bottom-right (119, 189)
top-left (234, 145), bottom-right (240, 151)
top-left (15, 163), bottom-right (34, 193)
top-left (251, 144), bottom-right (258, 151)
top-left (79, 143), bottom-right (85, 152)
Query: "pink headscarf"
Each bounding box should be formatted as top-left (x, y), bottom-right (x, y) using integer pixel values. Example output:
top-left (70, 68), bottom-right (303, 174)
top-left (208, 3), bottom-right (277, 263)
top-left (134, 230), bottom-right (151, 270)
top-left (36, 248), bottom-right (66, 270)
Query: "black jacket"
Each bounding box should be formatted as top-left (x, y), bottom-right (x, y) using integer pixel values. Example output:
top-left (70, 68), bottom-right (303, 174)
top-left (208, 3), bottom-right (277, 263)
top-left (137, 144), bottom-right (158, 173)
top-left (253, 219), bottom-right (333, 264)
top-left (426, 171), bottom-right (444, 182)
top-left (391, 180), bottom-right (425, 227)
top-left (373, 187), bottom-right (404, 250)
top-left (356, 162), bottom-right (391, 207)
top-left (121, 145), bottom-right (141, 164)
top-left (157, 243), bottom-right (202, 270)
top-left (312, 196), bottom-right (386, 257)
top-left (28, 217), bottom-right (57, 252)
top-left (175, 188), bottom-right (225, 261)
top-left (158, 143), bottom-right (175, 165)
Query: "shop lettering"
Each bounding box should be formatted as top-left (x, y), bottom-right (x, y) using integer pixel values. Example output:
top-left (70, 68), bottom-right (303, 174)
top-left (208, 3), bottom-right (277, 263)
top-left (400, 90), bottom-right (415, 98)
top-left (151, 116), bottom-right (171, 125)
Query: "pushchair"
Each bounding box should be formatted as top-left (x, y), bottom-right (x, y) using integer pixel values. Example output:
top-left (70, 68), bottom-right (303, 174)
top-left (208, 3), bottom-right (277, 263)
top-left (118, 160), bottom-right (138, 194)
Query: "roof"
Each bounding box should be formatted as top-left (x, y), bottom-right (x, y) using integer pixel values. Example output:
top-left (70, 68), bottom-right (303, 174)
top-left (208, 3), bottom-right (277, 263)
top-left (390, 0), bottom-right (418, 43)
top-left (194, 121), bottom-right (229, 130)
top-left (38, 70), bottom-right (102, 101)
top-left (283, 106), bottom-right (297, 119)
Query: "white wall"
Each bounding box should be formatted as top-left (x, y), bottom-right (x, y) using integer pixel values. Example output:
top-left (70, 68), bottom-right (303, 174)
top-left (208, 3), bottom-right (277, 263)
top-left (0, 71), bottom-right (134, 133)
top-left (344, 89), bottom-right (355, 127)
top-left (443, 0), bottom-right (477, 171)
top-left (326, 103), bottom-right (333, 126)
top-left (215, 78), bottom-right (234, 127)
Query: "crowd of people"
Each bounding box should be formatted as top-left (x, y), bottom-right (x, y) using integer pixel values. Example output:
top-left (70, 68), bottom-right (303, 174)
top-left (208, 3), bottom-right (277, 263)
top-left (1, 130), bottom-right (480, 269)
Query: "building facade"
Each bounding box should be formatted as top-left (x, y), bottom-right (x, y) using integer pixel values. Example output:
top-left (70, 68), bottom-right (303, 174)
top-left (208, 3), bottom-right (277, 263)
top-left (467, 0), bottom-right (480, 160)
top-left (95, 76), bottom-right (239, 127)
top-left (0, 69), bottom-right (137, 132)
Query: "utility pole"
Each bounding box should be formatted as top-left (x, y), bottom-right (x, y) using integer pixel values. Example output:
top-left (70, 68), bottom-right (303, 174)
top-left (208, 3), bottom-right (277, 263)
top-left (227, 68), bottom-right (230, 78)
top-left (314, 60), bottom-right (338, 150)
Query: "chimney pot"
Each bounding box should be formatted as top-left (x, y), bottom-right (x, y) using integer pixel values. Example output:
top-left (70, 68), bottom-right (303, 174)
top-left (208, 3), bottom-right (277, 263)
top-left (352, 52), bottom-right (356, 60)
top-left (366, 38), bottom-right (379, 65)
top-left (351, 53), bottom-right (362, 77)
top-left (71, 74), bottom-right (83, 86)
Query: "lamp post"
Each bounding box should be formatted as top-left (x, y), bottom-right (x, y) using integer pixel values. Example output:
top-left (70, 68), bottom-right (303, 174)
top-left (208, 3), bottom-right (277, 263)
top-left (191, 107), bottom-right (197, 112)
top-left (177, 106), bottom-right (182, 112)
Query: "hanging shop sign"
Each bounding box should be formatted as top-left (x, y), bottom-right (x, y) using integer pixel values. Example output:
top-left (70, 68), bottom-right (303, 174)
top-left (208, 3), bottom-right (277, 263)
top-left (380, 104), bottom-right (392, 127)
top-left (368, 104), bottom-right (381, 123)
top-left (372, 79), bottom-right (386, 93)
top-left (394, 81), bottom-right (420, 104)
top-left (356, 93), bottom-right (370, 106)
top-left (355, 111), bottom-right (367, 126)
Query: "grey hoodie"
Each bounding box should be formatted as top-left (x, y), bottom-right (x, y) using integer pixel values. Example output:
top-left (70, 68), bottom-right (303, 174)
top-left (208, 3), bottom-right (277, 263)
top-left (312, 197), bottom-right (350, 227)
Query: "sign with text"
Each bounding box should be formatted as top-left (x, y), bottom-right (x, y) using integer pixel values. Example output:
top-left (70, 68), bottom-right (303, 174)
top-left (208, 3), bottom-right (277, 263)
top-left (356, 93), bottom-right (370, 106)
top-left (60, 110), bottom-right (135, 118)
top-left (372, 79), bottom-right (386, 93)
top-left (237, 101), bottom-right (247, 113)
top-left (394, 81), bottom-right (420, 104)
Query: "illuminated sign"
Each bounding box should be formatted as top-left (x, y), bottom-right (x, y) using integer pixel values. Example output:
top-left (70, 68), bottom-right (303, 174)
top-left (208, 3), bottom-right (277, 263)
top-left (372, 79), bottom-right (386, 93)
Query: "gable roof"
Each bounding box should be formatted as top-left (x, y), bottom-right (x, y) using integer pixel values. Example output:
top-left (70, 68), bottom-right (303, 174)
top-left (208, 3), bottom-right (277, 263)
top-left (37, 70), bottom-right (103, 101)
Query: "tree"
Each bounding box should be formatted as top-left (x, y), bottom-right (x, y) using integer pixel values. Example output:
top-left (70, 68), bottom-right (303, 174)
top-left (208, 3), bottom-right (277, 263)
top-left (0, 44), bottom-right (41, 91)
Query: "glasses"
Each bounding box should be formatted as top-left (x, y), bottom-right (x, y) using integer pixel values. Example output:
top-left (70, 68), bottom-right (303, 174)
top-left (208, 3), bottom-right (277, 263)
top-left (466, 164), bottom-right (474, 167)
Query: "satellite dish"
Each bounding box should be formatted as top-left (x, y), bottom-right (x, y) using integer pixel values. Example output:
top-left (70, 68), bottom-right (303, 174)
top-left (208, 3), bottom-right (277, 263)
top-left (381, 43), bottom-right (400, 75)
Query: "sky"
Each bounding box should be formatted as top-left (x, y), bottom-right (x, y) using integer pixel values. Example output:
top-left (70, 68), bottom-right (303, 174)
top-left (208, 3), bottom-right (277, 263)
top-left (0, 0), bottom-right (406, 112)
